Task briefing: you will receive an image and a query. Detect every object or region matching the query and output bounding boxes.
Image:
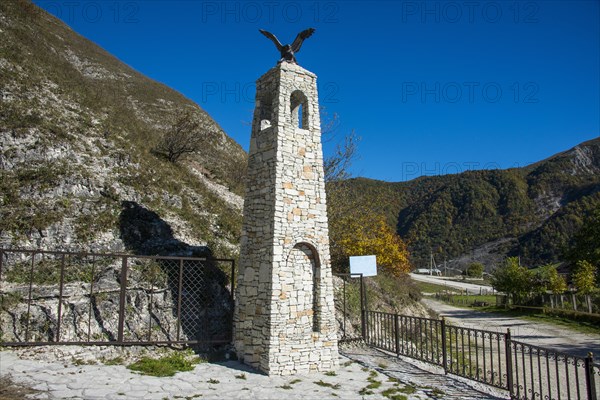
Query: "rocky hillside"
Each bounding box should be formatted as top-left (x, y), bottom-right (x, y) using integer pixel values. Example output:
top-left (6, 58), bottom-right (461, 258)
top-left (0, 0), bottom-right (247, 258)
top-left (333, 137), bottom-right (600, 270)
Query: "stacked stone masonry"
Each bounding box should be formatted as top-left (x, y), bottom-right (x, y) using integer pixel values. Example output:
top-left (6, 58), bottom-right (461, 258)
top-left (234, 62), bottom-right (339, 375)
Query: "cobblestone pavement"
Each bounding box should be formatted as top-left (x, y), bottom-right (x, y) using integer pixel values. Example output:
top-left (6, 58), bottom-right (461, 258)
top-left (0, 345), bottom-right (508, 399)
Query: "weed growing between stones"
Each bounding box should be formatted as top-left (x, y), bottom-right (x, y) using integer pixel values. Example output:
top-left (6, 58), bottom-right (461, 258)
top-left (397, 385), bottom-right (416, 394)
top-left (324, 370), bottom-right (337, 376)
top-left (366, 380), bottom-right (382, 389)
top-left (289, 378), bottom-right (302, 384)
top-left (72, 357), bottom-right (96, 366)
top-left (234, 373), bottom-right (246, 380)
top-left (313, 380), bottom-right (341, 389)
top-left (102, 356), bottom-right (125, 365)
top-left (380, 388), bottom-right (408, 400)
top-left (127, 352), bottom-right (200, 377)
top-left (358, 387), bottom-right (374, 395)
top-left (381, 384), bottom-right (418, 398)
top-left (207, 378), bottom-right (220, 384)
top-left (359, 370), bottom-right (383, 394)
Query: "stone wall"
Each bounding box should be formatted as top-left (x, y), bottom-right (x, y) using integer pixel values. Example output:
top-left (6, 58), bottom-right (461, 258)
top-left (234, 62), bottom-right (339, 375)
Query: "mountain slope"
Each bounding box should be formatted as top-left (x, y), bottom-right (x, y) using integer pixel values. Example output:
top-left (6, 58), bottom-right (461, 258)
top-left (333, 137), bottom-right (600, 269)
top-left (0, 0), bottom-right (246, 257)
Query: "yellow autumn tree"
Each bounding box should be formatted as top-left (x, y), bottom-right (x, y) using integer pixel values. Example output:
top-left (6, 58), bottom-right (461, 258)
top-left (331, 213), bottom-right (411, 277)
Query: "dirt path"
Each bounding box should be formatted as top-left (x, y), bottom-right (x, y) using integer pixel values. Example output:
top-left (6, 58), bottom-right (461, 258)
top-left (422, 298), bottom-right (600, 358)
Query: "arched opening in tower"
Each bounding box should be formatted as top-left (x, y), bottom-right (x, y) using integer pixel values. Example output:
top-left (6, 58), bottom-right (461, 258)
top-left (290, 90), bottom-right (309, 130)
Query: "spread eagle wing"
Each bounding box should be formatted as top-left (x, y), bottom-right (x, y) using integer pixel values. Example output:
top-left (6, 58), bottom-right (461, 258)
top-left (259, 29), bottom-right (283, 51)
top-left (290, 28), bottom-right (315, 53)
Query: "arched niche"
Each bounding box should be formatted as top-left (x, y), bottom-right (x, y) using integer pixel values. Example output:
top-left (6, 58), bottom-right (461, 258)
top-left (286, 242), bottom-right (321, 333)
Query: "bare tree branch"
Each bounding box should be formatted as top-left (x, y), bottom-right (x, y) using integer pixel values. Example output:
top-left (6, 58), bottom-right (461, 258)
top-left (154, 109), bottom-right (207, 163)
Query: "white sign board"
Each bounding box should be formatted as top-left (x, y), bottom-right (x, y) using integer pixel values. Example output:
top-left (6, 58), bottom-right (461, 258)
top-left (349, 255), bottom-right (377, 277)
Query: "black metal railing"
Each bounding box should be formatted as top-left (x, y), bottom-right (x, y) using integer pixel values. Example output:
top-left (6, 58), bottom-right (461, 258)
top-left (365, 310), bottom-right (599, 399)
top-left (0, 248), bottom-right (235, 346)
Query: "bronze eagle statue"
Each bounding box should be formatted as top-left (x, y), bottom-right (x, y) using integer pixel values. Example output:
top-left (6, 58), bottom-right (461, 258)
top-left (259, 28), bottom-right (315, 65)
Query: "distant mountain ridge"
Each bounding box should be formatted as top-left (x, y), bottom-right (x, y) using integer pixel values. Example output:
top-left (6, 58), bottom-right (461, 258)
top-left (335, 137), bottom-right (600, 270)
top-left (0, 0), bottom-right (246, 257)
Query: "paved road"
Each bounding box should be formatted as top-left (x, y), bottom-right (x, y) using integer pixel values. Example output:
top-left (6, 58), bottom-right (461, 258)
top-left (410, 273), bottom-right (493, 294)
top-left (422, 298), bottom-right (600, 358)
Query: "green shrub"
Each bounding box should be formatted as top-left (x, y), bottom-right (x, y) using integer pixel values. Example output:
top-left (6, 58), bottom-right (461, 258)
top-left (127, 352), bottom-right (200, 377)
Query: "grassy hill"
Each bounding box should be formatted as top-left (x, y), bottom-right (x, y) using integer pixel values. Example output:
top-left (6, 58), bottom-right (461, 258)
top-left (0, 0), bottom-right (246, 257)
top-left (330, 138), bottom-right (600, 270)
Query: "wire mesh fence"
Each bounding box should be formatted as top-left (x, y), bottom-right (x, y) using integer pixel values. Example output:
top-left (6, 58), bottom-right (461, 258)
top-left (0, 249), bottom-right (235, 346)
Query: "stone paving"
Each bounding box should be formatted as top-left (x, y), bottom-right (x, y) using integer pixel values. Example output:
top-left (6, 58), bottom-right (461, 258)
top-left (0, 345), bottom-right (508, 399)
top-left (345, 345), bottom-right (508, 399)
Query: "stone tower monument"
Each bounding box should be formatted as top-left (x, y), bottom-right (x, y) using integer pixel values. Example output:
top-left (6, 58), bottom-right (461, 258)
top-left (233, 60), bottom-right (339, 375)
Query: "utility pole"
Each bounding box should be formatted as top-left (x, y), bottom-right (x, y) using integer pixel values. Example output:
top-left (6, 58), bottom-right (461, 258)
top-left (429, 251), bottom-right (433, 276)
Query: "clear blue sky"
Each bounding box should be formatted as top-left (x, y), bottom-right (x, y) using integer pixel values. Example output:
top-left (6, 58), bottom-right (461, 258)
top-left (34, 0), bottom-right (600, 182)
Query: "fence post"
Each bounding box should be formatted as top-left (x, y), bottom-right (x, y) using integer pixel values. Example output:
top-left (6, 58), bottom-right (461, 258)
top-left (0, 249), bottom-right (3, 285)
top-left (441, 317), bottom-right (448, 374)
top-left (586, 352), bottom-right (597, 400)
top-left (230, 259), bottom-right (236, 300)
top-left (394, 313), bottom-right (400, 356)
top-left (55, 254), bottom-right (66, 343)
top-left (342, 278), bottom-right (347, 339)
top-left (360, 275), bottom-right (366, 341)
top-left (505, 328), bottom-right (513, 395)
top-left (117, 256), bottom-right (128, 343)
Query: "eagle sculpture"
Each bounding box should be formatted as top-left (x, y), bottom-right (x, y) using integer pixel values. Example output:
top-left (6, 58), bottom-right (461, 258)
top-left (259, 28), bottom-right (315, 65)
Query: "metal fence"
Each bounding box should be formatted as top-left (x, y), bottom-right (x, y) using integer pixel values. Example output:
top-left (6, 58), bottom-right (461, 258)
top-left (365, 310), bottom-right (600, 399)
top-left (0, 248), bottom-right (235, 346)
